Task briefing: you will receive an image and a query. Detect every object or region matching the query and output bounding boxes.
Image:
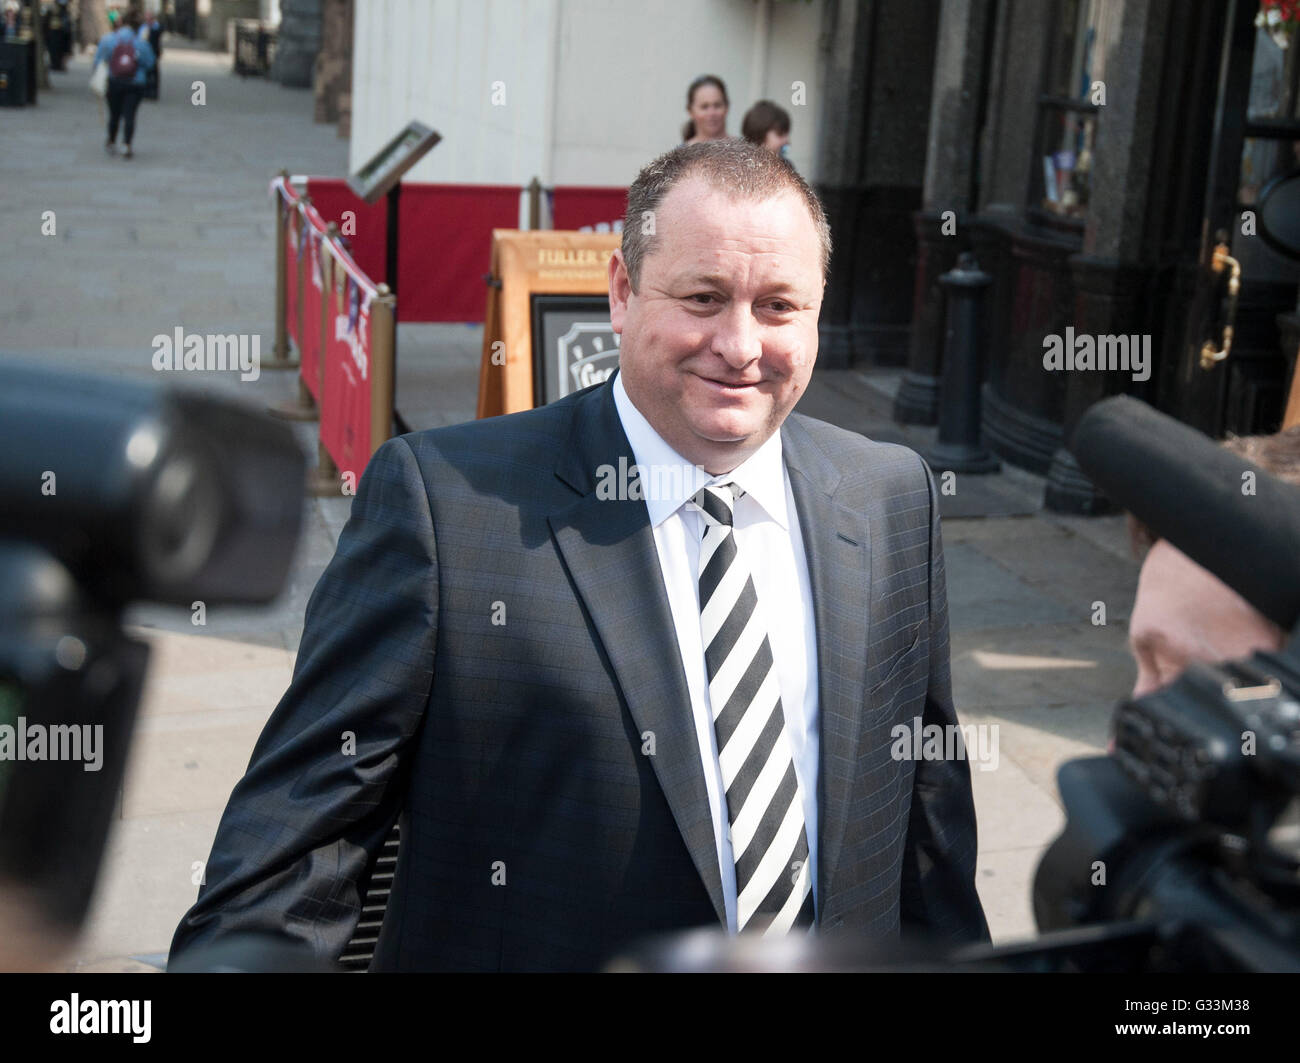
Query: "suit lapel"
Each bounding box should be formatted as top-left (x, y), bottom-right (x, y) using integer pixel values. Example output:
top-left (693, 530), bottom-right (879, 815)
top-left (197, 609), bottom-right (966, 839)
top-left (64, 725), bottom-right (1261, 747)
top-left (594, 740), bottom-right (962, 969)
top-left (781, 416), bottom-right (872, 928)
top-left (545, 381), bottom-right (874, 931)
top-left (547, 377), bottom-right (727, 927)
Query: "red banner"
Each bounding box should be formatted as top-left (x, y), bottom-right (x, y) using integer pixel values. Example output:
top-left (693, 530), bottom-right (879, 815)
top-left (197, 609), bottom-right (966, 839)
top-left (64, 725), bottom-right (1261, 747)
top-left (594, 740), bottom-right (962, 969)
top-left (303, 179), bottom-right (386, 282)
top-left (319, 242), bottom-right (379, 480)
top-left (550, 186), bottom-right (628, 233)
top-left (304, 178), bottom-right (521, 324)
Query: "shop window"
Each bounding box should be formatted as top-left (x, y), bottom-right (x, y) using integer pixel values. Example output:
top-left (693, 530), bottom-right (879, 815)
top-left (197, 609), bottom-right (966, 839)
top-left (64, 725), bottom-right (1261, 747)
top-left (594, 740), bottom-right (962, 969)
top-left (1236, 20), bottom-right (1300, 282)
top-left (1029, 0), bottom-right (1103, 228)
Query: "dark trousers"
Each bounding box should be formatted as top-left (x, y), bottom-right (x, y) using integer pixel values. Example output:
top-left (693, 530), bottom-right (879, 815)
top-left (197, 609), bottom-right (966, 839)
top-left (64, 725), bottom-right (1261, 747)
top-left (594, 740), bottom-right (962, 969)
top-left (106, 79), bottom-right (144, 145)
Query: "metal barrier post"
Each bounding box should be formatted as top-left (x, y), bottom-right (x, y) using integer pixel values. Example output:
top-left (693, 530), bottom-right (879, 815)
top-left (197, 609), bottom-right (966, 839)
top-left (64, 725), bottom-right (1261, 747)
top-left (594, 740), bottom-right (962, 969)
top-left (528, 177), bottom-right (541, 230)
top-left (923, 252), bottom-right (1000, 474)
top-left (307, 224), bottom-right (343, 497)
top-left (268, 195), bottom-right (319, 421)
top-left (297, 196), bottom-right (308, 372)
top-left (370, 283), bottom-right (397, 450)
top-left (265, 171), bottom-right (298, 370)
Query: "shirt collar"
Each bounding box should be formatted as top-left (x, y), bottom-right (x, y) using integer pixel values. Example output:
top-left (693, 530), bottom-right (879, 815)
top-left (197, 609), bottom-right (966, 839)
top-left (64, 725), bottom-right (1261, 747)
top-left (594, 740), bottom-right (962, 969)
top-left (611, 370), bottom-right (789, 530)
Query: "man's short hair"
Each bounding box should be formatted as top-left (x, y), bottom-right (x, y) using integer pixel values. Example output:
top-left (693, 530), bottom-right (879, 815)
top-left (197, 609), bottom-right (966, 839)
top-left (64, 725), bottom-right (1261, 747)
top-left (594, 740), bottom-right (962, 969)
top-left (1128, 424), bottom-right (1300, 555)
top-left (620, 138), bottom-right (831, 294)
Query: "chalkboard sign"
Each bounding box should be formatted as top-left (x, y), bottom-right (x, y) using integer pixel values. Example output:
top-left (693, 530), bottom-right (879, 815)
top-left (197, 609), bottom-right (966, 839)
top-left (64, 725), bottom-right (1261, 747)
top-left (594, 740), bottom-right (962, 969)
top-left (530, 295), bottom-right (619, 405)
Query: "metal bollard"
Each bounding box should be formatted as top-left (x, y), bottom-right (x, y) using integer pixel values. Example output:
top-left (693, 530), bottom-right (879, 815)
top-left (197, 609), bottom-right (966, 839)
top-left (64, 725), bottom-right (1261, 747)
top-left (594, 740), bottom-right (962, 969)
top-left (923, 253), bottom-right (1000, 474)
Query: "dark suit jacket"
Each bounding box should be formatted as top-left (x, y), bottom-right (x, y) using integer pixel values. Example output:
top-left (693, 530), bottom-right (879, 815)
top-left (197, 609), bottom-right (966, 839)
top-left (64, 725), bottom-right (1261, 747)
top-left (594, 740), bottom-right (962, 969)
top-left (169, 372), bottom-right (988, 971)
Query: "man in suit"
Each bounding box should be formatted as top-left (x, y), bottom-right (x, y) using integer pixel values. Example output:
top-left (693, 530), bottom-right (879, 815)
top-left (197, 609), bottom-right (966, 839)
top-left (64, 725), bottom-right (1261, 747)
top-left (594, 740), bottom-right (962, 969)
top-left (170, 139), bottom-right (988, 971)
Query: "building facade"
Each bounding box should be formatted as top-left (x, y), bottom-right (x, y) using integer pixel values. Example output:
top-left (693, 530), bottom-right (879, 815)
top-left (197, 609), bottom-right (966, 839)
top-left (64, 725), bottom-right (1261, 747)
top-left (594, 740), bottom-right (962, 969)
top-left (896, 0), bottom-right (1300, 510)
top-left (329, 1), bottom-right (1300, 512)
top-left (347, 0), bottom-right (828, 188)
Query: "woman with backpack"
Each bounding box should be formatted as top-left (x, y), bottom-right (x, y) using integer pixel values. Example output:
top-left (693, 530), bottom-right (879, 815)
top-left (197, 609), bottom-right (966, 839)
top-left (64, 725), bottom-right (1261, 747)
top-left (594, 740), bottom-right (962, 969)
top-left (92, 8), bottom-right (156, 159)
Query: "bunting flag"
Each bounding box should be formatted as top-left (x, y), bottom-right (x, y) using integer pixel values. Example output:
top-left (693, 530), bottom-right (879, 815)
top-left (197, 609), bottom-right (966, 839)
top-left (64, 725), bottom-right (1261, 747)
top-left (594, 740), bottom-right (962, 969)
top-left (313, 229), bottom-right (325, 289)
top-left (347, 277), bottom-right (360, 335)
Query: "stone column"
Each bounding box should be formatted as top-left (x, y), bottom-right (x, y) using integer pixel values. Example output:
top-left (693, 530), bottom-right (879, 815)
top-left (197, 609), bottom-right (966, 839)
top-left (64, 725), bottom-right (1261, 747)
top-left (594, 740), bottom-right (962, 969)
top-left (271, 0), bottom-right (322, 88)
top-left (813, 0), bottom-right (939, 372)
top-left (1044, 0), bottom-right (1171, 512)
top-left (895, 0), bottom-right (994, 423)
top-left (813, 0), bottom-right (874, 369)
top-left (314, 0), bottom-right (352, 126)
top-left (78, 0), bottom-right (110, 50)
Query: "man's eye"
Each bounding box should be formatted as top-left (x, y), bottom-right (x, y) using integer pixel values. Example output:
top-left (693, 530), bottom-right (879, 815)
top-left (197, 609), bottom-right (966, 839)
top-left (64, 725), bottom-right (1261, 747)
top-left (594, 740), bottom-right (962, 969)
top-left (768, 301), bottom-right (794, 312)
top-left (689, 294), bottom-right (716, 305)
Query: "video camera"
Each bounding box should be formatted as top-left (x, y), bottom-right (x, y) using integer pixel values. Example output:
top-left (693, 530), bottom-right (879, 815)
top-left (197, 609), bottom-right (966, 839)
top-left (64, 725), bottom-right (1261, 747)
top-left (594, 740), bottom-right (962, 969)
top-left (0, 360), bottom-right (306, 965)
top-left (1025, 396), bottom-right (1300, 973)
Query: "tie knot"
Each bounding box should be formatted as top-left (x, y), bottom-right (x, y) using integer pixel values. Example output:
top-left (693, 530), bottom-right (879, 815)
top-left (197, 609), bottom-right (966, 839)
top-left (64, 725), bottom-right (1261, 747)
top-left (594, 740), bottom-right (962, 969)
top-left (691, 481), bottom-right (743, 528)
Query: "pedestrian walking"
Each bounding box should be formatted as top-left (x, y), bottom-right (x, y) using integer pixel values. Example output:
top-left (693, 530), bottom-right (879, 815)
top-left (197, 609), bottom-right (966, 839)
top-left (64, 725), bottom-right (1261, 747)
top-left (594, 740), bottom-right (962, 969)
top-left (93, 7), bottom-right (156, 159)
top-left (142, 8), bottom-right (162, 100)
top-left (42, 0), bottom-right (74, 72)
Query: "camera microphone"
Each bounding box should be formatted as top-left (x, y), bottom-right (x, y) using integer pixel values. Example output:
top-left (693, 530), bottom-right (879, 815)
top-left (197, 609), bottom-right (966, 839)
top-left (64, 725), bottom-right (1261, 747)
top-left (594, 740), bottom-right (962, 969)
top-left (1071, 395), bottom-right (1300, 632)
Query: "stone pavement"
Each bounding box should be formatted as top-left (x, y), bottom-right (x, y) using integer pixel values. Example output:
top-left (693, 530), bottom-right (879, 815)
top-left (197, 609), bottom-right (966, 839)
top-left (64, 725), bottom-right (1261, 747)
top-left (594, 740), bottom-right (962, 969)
top-left (1, 42), bottom-right (1140, 970)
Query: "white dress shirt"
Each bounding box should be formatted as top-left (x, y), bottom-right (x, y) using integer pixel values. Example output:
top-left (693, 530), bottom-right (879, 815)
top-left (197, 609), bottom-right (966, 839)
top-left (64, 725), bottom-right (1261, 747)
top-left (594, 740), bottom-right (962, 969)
top-left (612, 371), bottom-right (820, 931)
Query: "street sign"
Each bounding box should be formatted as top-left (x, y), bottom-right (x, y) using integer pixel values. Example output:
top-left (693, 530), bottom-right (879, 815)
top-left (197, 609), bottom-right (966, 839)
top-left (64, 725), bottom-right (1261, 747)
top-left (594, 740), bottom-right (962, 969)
top-left (346, 121), bottom-right (441, 204)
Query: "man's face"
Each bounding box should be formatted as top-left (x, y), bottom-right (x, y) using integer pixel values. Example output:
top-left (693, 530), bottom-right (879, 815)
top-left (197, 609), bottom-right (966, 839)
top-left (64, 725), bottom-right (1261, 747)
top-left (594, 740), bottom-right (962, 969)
top-left (1128, 539), bottom-right (1283, 699)
top-left (607, 175), bottom-right (823, 474)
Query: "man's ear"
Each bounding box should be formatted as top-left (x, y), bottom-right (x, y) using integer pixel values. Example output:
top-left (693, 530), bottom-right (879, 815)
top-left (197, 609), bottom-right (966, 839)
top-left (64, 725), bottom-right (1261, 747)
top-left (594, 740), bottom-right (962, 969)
top-left (608, 249), bottom-right (632, 335)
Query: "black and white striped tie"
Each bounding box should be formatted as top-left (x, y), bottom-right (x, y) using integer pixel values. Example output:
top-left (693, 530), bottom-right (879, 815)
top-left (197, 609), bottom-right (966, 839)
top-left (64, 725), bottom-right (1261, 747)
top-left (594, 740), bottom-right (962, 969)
top-left (690, 481), bottom-right (814, 934)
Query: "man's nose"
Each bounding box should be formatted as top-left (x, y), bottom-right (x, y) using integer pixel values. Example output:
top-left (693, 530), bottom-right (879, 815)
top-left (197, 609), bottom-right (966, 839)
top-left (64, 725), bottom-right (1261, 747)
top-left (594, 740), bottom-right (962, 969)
top-left (709, 304), bottom-right (761, 369)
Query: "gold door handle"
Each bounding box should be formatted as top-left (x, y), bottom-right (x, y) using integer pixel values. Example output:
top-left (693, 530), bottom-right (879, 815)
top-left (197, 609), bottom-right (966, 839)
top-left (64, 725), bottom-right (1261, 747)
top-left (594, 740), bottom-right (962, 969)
top-left (1200, 241), bottom-right (1242, 370)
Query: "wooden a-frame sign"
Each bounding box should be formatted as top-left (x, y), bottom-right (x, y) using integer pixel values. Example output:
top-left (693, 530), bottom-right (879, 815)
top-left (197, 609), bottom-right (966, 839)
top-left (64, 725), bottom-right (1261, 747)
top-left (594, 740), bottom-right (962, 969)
top-left (476, 230), bottom-right (622, 418)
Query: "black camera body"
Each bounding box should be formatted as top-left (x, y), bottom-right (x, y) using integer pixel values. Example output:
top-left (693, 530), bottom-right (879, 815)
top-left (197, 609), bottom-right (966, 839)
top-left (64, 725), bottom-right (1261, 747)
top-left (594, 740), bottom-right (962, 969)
top-left (0, 361), bottom-right (306, 939)
top-left (1027, 643), bottom-right (1300, 972)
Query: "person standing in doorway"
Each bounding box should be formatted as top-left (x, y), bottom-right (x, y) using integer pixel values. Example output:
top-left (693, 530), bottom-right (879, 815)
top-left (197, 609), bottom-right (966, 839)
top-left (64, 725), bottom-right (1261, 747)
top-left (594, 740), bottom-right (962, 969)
top-left (742, 100), bottom-right (792, 159)
top-left (93, 7), bottom-right (156, 158)
top-left (680, 75), bottom-right (729, 145)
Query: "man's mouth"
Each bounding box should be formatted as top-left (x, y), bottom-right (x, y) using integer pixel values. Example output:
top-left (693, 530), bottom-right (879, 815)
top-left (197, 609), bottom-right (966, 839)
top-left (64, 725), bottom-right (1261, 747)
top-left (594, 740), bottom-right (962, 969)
top-left (696, 374), bottom-right (760, 393)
